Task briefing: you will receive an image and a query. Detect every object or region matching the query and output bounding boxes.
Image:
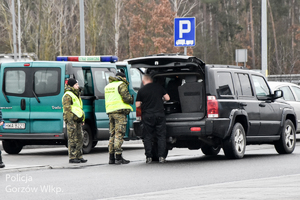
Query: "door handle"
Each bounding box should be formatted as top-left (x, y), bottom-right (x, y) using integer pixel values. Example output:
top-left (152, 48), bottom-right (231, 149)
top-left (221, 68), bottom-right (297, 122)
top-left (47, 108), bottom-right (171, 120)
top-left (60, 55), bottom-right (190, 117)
top-left (259, 103), bottom-right (266, 107)
top-left (239, 102), bottom-right (247, 107)
top-left (21, 99), bottom-right (26, 110)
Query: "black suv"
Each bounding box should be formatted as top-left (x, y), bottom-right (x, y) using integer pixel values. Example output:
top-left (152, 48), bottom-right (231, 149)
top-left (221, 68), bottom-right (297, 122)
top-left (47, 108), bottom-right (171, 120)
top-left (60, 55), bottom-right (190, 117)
top-left (127, 54), bottom-right (297, 159)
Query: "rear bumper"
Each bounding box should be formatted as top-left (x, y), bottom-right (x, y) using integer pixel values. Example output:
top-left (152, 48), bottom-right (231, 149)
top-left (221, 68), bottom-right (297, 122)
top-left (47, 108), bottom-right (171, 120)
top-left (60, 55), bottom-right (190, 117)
top-left (133, 118), bottom-right (230, 139)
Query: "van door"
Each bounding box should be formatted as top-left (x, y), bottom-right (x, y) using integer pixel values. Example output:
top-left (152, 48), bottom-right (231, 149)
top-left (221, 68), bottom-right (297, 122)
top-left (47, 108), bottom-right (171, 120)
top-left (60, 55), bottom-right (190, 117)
top-left (91, 66), bottom-right (116, 140)
top-left (0, 63), bottom-right (31, 134)
top-left (117, 65), bottom-right (142, 139)
top-left (30, 62), bottom-right (64, 134)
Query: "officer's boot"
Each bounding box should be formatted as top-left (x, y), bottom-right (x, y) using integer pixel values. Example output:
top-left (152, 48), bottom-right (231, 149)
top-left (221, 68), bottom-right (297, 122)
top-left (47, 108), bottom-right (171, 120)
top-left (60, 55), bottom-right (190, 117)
top-left (0, 154), bottom-right (5, 168)
top-left (115, 154), bottom-right (130, 165)
top-left (109, 153), bottom-right (115, 164)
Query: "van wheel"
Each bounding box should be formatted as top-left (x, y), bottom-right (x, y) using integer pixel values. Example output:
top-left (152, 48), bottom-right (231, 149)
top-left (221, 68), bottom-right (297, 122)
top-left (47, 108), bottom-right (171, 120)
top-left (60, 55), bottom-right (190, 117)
top-left (274, 119), bottom-right (296, 154)
top-left (82, 124), bottom-right (93, 154)
top-left (201, 144), bottom-right (221, 156)
top-left (223, 123), bottom-right (246, 159)
top-left (151, 140), bottom-right (169, 161)
top-left (2, 140), bottom-right (23, 154)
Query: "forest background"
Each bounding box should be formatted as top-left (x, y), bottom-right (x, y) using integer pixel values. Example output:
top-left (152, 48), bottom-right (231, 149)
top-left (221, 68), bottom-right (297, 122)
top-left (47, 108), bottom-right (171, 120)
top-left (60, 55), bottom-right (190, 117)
top-left (1, 0), bottom-right (300, 75)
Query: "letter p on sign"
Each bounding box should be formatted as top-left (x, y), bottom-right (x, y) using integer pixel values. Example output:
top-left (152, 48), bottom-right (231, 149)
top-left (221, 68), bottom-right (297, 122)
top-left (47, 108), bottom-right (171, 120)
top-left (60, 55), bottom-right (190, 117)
top-left (179, 20), bottom-right (191, 38)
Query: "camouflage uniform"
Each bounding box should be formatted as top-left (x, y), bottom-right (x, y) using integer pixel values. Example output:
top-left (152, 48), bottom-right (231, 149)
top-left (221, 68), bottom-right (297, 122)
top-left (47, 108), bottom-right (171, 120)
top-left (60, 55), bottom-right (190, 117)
top-left (62, 85), bottom-right (85, 160)
top-left (106, 76), bottom-right (133, 155)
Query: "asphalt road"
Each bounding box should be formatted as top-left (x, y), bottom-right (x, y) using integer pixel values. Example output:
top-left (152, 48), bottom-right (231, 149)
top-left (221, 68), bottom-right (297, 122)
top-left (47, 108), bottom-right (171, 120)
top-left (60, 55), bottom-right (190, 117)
top-left (0, 139), bottom-right (300, 200)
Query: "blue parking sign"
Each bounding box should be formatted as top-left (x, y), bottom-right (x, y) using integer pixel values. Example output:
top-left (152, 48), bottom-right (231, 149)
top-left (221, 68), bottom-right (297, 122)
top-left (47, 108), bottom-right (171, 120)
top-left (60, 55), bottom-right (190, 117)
top-left (174, 17), bottom-right (196, 47)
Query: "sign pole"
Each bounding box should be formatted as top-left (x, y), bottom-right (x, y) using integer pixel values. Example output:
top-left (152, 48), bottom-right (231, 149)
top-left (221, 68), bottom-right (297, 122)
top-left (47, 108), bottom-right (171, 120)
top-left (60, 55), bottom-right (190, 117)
top-left (184, 47), bottom-right (187, 55)
top-left (80, 0), bottom-right (85, 56)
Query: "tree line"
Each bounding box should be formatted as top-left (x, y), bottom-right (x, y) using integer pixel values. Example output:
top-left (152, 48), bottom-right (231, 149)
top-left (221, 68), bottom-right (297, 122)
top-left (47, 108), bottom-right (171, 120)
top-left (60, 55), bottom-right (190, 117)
top-left (0, 0), bottom-right (300, 75)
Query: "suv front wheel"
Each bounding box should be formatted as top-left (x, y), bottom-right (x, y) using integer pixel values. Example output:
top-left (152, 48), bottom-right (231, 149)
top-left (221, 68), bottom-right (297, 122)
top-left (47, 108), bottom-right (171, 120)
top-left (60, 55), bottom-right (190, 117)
top-left (223, 123), bottom-right (246, 159)
top-left (274, 119), bottom-right (296, 154)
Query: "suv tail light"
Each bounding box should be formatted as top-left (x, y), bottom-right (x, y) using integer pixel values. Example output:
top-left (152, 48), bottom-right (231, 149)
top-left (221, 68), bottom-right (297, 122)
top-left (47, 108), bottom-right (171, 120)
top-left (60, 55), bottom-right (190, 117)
top-left (207, 96), bottom-right (219, 118)
top-left (136, 107), bottom-right (142, 121)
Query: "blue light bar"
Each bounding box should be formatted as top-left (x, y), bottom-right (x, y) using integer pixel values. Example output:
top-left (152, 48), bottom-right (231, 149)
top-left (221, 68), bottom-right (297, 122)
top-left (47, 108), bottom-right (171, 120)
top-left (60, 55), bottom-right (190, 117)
top-left (56, 55), bottom-right (118, 62)
top-left (56, 56), bottom-right (68, 61)
top-left (101, 56), bottom-right (118, 63)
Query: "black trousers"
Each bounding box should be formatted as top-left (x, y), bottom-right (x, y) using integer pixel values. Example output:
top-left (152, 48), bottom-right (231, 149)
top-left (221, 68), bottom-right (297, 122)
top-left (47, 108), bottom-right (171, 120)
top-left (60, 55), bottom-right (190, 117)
top-left (142, 112), bottom-right (166, 158)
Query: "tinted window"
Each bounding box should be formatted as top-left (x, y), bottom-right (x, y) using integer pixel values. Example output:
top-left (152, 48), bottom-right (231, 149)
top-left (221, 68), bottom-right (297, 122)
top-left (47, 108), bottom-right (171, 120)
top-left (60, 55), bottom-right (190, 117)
top-left (217, 72), bottom-right (234, 96)
top-left (278, 86), bottom-right (295, 101)
top-left (5, 70), bottom-right (26, 94)
top-left (237, 73), bottom-right (253, 96)
top-left (291, 86), bottom-right (300, 101)
top-left (252, 75), bottom-right (270, 97)
top-left (34, 69), bottom-right (60, 96)
top-left (73, 68), bottom-right (93, 96)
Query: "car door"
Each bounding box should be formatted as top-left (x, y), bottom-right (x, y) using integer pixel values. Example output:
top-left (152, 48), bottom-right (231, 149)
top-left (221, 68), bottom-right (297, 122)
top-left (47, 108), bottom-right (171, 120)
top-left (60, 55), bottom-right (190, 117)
top-left (0, 62), bottom-right (31, 134)
top-left (252, 75), bottom-right (281, 136)
top-left (91, 66), bottom-right (116, 140)
top-left (234, 73), bottom-right (260, 136)
top-left (30, 62), bottom-right (64, 134)
top-left (116, 65), bottom-right (142, 139)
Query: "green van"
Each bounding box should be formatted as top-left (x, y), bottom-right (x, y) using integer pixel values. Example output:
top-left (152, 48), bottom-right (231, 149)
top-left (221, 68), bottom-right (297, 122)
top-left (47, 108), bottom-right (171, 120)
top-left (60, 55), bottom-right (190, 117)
top-left (0, 56), bottom-right (143, 154)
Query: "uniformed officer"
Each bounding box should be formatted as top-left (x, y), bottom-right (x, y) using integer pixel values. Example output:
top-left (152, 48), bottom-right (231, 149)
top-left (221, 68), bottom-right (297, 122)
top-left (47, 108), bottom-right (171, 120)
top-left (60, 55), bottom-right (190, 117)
top-left (62, 78), bottom-right (87, 164)
top-left (105, 72), bottom-right (133, 165)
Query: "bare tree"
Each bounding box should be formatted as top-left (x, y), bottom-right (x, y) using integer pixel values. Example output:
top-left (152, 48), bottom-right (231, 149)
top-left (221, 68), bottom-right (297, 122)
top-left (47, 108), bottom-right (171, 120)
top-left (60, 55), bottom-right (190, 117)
top-left (114, 0), bottom-right (123, 56)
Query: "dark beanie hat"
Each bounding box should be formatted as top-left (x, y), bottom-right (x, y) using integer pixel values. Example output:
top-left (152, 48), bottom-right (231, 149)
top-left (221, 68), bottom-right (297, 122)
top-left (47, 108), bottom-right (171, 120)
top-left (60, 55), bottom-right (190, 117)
top-left (68, 78), bottom-right (78, 87)
top-left (116, 72), bottom-right (126, 78)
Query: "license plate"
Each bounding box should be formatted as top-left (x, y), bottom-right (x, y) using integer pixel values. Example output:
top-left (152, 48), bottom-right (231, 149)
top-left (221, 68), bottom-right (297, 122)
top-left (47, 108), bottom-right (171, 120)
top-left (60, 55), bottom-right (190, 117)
top-left (3, 123), bottom-right (26, 129)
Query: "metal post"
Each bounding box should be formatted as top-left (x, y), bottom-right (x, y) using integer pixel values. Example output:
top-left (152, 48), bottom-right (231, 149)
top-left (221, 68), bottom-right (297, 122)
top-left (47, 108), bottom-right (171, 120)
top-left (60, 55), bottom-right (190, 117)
top-left (11, 0), bottom-right (17, 61)
top-left (18, 0), bottom-right (21, 61)
top-left (184, 47), bottom-right (187, 55)
top-left (261, 0), bottom-right (267, 77)
top-left (80, 0), bottom-right (85, 56)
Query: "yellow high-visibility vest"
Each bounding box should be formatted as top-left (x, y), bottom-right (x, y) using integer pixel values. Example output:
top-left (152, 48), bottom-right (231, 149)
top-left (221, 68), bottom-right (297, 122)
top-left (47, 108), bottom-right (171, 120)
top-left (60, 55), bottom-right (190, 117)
top-left (62, 91), bottom-right (85, 121)
top-left (105, 81), bottom-right (133, 114)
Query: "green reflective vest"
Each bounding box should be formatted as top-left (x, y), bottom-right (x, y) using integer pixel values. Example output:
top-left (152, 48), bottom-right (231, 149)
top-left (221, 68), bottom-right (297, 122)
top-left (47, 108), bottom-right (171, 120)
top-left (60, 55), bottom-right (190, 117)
top-left (105, 81), bottom-right (133, 114)
top-left (62, 91), bottom-right (85, 121)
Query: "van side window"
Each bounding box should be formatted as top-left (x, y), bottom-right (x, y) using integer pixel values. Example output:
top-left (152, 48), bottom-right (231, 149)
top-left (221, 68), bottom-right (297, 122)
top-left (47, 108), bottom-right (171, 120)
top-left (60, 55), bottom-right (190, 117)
top-left (75, 69), bottom-right (93, 96)
top-left (130, 68), bottom-right (142, 91)
top-left (34, 69), bottom-right (60, 96)
top-left (93, 69), bottom-right (115, 98)
top-left (5, 70), bottom-right (26, 94)
top-left (237, 73), bottom-right (253, 96)
top-left (217, 72), bottom-right (234, 97)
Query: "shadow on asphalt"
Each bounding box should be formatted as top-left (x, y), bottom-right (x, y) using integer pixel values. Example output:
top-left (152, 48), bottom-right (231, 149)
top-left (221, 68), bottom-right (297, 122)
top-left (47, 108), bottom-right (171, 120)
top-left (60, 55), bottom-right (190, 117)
top-left (164, 153), bottom-right (283, 164)
top-left (15, 146), bottom-right (143, 156)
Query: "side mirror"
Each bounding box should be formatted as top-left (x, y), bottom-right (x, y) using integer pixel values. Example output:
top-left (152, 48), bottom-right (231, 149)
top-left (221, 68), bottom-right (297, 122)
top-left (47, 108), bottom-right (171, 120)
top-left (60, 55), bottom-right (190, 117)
top-left (273, 90), bottom-right (283, 99)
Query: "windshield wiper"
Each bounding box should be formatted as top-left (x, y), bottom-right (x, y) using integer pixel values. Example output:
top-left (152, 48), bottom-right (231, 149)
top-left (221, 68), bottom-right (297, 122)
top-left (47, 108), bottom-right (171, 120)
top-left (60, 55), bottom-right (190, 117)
top-left (32, 90), bottom-right (40, 103)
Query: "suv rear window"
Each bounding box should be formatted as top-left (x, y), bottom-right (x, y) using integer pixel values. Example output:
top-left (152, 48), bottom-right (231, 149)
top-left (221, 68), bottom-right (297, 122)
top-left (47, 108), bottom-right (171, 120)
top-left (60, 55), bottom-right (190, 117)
top-left (217, 72), bottom-right (234, 97)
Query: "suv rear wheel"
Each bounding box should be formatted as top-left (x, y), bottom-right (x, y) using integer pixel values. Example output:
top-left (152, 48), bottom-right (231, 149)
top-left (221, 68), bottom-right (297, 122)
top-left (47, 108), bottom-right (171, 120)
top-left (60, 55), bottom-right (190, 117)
top-left (223, 123), bottom-right (246, 159)
top-left (274, 119), bottom-right (296, 154)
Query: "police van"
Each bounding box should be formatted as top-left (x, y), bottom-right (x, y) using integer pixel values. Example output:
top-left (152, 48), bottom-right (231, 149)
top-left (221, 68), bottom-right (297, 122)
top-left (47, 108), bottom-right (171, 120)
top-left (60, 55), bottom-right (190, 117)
top-left (0, 56), bottom-right (143, 154)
